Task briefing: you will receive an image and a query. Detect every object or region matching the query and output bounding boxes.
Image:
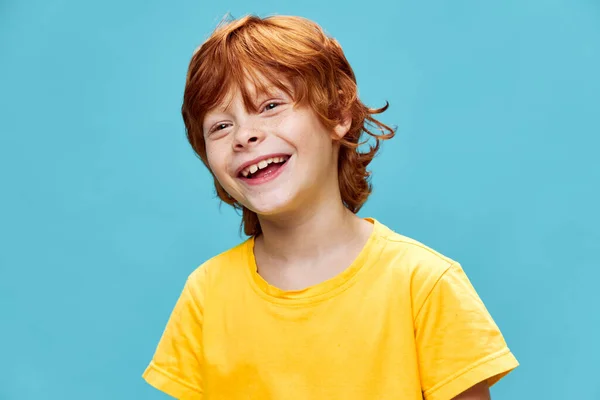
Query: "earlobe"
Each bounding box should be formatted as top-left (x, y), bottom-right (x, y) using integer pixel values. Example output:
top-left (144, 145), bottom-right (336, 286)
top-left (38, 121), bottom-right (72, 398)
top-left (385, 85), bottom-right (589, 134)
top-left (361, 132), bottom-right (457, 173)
top-left (333, 114), bottom-right (352, 139)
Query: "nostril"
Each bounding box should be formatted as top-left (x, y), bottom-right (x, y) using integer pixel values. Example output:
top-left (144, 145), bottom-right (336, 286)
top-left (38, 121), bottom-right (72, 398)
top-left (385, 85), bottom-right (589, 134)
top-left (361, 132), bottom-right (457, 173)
top-left (248, 136), bottom-right (258, 143)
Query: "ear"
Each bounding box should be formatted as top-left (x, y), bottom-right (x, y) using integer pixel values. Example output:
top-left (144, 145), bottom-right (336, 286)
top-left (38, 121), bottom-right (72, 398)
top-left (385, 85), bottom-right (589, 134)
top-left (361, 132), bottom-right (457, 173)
top-left (333, 112), bottom-right (352, 139)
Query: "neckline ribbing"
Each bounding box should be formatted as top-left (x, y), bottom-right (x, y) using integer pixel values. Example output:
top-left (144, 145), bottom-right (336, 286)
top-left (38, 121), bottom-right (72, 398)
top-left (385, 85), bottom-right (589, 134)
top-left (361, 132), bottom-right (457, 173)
top-left (243, 218), bottom-right (385, 305)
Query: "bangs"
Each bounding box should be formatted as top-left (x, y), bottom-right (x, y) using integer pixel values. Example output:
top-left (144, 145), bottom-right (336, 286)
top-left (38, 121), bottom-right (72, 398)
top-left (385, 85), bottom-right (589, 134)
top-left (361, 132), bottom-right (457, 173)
top-left (183, 19), bottom-right (317, 130)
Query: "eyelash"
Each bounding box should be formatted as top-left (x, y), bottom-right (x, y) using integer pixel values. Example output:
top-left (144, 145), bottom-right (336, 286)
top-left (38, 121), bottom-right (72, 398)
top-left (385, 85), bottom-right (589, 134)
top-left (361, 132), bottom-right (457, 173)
top-left (263, 101), bottom-right (280, 111)
top-left (208, 101), bottom-right (283, 134)
top-left (210, 123), bottom-right (231, 133)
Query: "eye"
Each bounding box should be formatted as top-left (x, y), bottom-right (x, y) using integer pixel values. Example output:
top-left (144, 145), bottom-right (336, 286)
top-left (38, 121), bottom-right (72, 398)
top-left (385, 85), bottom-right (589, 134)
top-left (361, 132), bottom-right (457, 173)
top-left (209, 122), bottom-right (231, 134)
top-left (263, 102), bottom-right (281, 112)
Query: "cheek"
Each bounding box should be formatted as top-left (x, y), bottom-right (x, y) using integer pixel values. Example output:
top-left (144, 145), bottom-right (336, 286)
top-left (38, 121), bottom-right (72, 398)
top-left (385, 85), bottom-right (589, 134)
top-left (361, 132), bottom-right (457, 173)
top-left (205, 144), bottom-right (229, 180)
top-left (302, 122), bottom-right (334, 154)
top-left (278, 114), bottom-right (321, 147)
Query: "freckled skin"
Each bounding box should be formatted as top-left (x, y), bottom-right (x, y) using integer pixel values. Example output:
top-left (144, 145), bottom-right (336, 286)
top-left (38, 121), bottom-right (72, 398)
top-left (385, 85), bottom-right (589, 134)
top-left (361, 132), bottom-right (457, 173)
top-left (203, 85), bottom-right (343, 220)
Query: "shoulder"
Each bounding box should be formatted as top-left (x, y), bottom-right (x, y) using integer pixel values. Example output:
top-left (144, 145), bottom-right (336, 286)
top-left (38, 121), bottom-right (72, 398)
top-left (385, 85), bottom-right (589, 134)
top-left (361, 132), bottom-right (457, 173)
top-left (372, 219), bottom-right (462, 305)
top-left (184, 238), bottom-right (251, 291)
top-left (374, 218), bottom-right (456, 276)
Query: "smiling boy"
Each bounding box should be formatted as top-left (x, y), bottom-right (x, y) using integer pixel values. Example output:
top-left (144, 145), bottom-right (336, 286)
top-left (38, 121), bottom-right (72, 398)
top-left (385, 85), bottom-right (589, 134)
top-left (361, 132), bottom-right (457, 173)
top-left (143, 14), bottom-right (519, 400)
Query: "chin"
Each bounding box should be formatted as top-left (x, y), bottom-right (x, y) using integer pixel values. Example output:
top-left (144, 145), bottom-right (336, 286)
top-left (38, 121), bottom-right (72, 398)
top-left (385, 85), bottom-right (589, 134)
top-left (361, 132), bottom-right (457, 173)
top-left (242, 192), bottom-right (297, 217)
top-left (245, 201), bottom-right (291, 217)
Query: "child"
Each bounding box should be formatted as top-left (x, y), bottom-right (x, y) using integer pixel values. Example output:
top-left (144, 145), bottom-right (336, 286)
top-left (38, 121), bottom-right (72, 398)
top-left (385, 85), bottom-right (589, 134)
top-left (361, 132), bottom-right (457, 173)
top-left (143, 14), bottom-right (518, 400)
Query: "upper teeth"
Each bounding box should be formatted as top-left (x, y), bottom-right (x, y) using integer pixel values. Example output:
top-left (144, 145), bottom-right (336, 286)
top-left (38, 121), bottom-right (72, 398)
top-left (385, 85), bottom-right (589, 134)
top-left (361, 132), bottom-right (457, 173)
top-left (241, 156), bottom-right (288, 177)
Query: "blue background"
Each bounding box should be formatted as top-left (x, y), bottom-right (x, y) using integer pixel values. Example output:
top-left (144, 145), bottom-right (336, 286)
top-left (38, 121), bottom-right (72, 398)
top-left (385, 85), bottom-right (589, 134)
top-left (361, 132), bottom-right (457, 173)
top-left (1, 0), bottom-right (599, 399)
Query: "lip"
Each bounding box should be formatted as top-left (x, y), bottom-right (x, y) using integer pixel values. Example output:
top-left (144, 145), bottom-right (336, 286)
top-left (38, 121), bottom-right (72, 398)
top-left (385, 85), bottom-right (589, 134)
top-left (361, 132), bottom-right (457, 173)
top-left (234, 153), bottom-right (291, 177)
top-left (236, 154), bottom-right (292, 186)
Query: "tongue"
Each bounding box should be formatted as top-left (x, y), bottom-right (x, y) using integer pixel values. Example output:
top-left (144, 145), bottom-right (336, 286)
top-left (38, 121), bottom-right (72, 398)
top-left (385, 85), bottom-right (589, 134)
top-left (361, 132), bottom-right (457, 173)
top-left (251, 163), bottom-right (282, 179)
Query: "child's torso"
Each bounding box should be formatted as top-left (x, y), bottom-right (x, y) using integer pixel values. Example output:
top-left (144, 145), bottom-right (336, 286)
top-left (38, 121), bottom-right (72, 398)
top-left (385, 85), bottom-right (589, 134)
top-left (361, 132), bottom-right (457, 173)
top-left (200, 232), bottom-right (425, 399)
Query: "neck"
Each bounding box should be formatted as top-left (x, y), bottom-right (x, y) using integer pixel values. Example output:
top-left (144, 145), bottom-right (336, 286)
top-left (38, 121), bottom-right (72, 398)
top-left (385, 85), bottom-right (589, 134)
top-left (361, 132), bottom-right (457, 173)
top-left (255, 192), bottom-right (370, 264)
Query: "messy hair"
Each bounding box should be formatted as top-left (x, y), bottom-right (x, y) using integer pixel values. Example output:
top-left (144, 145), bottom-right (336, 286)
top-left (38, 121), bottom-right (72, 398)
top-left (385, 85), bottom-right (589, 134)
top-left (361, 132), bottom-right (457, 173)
top-left (182, 14), bottom-right (395, 236)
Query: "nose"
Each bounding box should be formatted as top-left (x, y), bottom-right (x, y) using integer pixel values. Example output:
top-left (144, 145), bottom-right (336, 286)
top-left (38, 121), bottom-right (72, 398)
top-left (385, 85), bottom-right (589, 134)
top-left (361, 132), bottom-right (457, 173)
top-left (232, 123), bottom-right (266, 151)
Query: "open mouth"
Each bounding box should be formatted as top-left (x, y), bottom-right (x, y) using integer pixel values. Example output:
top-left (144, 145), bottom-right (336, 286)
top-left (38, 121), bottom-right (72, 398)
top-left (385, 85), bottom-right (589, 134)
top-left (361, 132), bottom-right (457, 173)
top-left (238, 155), bottom-right (290, 181)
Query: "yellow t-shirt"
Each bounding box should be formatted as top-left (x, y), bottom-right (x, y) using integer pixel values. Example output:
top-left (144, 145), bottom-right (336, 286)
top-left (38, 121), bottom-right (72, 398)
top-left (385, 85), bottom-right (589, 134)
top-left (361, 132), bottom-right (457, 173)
top-left (143, 219), bottom-right (518, 400)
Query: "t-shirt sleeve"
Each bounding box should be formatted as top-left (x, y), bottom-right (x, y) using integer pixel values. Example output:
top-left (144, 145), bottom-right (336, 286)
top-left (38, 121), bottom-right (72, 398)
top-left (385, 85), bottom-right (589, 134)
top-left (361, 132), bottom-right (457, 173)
top-left (414, 262), bottom-right (518, 400)
top-left (143, 269), bottom-right (206, 399)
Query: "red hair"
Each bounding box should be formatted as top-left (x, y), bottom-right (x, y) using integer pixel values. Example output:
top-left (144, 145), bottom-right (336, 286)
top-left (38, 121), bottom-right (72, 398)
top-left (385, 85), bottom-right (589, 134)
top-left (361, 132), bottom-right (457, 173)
top-left (182, 15), bottom-right (395, 236)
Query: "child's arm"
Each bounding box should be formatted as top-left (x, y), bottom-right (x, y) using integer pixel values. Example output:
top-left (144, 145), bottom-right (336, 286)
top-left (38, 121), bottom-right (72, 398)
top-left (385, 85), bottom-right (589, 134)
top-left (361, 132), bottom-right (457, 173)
top-left (453, 381), bottom-right (491, 399)
top-left (414, 262), bottom-right (518, 400)
top-left (143, 268), bottom-right (207, 399)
